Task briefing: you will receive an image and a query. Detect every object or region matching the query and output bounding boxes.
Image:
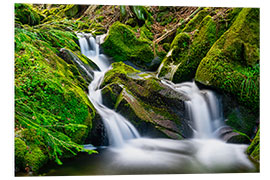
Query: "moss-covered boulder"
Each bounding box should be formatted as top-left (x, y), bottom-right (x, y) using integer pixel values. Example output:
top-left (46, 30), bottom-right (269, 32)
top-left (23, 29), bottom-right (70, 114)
top-left (101, 62), bottom-right (192, 139)
top-left (15, 22), bottom-right (97, 173)
top-left (195, 8), bottom-right (259, 137)
top-left (59, 48), bottom-right (100, 84)
top-left (15, 138), bottom-right (28, 171)
top-left (179, 9), bottom-right (209, 33)
top-left (101, 22), bottom-right (154, 70)
top-left (15, 4), bottom-right (44, 26)
top-left (195, 8), bottom-right (259, 111)
top-left (24, 145), bottom-right (48, 172)
top-left (158, 8), bottom-right (242, 83)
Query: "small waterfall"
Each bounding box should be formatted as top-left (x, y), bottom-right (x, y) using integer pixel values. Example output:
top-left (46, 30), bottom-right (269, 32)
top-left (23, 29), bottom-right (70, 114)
top-left (73, 33), bottom-right (254, 173)
top-left (77, 33), bottom-right (140, 147)
top-left (161, 80), bottom-right (224, 139)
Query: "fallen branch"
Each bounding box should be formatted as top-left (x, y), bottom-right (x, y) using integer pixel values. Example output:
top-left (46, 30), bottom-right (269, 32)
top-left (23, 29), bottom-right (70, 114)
top-left (154, 7), bottom-right (203, 45)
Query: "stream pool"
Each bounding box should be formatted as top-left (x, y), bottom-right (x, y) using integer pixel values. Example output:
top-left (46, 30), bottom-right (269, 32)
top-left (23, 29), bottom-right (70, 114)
top-left (36, 138), bottom-right (259, 176)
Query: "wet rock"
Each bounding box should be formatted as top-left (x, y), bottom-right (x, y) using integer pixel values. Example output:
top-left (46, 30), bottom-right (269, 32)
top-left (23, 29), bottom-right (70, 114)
top-left (215, 126), bottom-right (250, 144)
top-left (101, 62), bottom-right (193, 139)
top-left (85, 113), bottom-right (109, 146)
top-left (59, 48), bottom-right (99, 84)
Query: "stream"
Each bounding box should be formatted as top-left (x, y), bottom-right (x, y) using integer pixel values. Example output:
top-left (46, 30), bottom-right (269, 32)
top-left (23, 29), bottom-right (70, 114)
top-left (39, 34), bottom-right (257, 175)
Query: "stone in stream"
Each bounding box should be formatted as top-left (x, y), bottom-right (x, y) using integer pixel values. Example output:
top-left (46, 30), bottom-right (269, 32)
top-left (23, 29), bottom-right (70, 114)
top-left (100, 62), bottom-right (192, 139)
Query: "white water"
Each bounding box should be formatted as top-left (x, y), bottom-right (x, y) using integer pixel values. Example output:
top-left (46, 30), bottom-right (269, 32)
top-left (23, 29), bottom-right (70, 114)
top-left (161, 80), bottom-right (224, 139)
top-left (77, 33), bottom-right (140, 148)
top-left (76, 33), bottom-right (255, 173)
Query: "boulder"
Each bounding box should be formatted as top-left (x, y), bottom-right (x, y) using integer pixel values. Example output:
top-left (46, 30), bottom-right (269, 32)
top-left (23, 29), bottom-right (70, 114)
top-left (85, 113), bottom-right (109, 146)
top-left (15, 3), bottom-right (44, 26)
top-left (101, 62), bottom-right (192, 139)
top-left (158, 8), bottom-right (242, 83)
top-left (15, 25), bottom-right (97, 172)
top-left (215, 126), bottom-right (250, 144)
top-left (101, 22), bottom-right (155, 70)
top-left (59, 48), bottom-right (100, 84)
top-left (195, 8), bottom-right (260, 111)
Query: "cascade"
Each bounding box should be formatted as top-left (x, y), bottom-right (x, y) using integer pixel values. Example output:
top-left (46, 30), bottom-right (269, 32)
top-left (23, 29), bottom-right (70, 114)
top-left (78, 32), bottom-right (225, 143)
top-left (161, 80), bottom-right (224, 139)
top-left (65, 33), bottom-right (256, 174)
top-left (77, 33), bottom-right (140, 147)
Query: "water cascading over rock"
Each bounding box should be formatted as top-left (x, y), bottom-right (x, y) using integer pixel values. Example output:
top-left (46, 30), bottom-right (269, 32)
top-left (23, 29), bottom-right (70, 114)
top-left (73, 33), bottom-right (255, 174)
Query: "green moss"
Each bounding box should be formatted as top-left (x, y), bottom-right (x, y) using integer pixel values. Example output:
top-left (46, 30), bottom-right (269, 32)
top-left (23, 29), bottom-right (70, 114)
top-left (195, 8), bottom-right (260, 111)
top-left (157, 33), bottom-right (190, 80)
top-left (15, 19), bottom-right (97, 172)
top-left (15, 138), bottom-right (28, 169)
top-left (226, 106), bottom-right (258, 137)
top-left (140, 25), bottom-right (154, 41)
top-left (64, 5), bottom-right (79, 18)
top-left (173, 15), bottom-right (217, 83)
top-left (15, 4), bottom-right (44, 26)
top-left (247, 128), bottom-right (260, 162)
top-left (37, 28), bottom-right (79, 51)
top-left (162, 43), bottom-right (170, 52)
top-left (101, 62), bottom-right (188, 138)
top-left (160, 8), bottom-right (243, 83)
top-left (125, 18), bottom-right (137, 27)
top-left (159, 14), bottom-right (219, 83)
top-left (215, 8), bottom-right (242, 38)
top-left (101, 22), bottom-right (154, 69)
top-left (181, 9), bottom-right (209, 33)
top-left (102, 62), bottom-right (140, 86)
top-left (25, 145), bottom-right (48, 172)
top-left (101, 83), bottom-right (123, 109)
top-left (170, 32), bottom-right (190, 50)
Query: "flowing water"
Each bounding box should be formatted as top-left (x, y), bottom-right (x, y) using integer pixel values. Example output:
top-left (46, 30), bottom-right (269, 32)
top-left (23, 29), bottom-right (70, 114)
top-left (41, 34), bottom-right (257, 176)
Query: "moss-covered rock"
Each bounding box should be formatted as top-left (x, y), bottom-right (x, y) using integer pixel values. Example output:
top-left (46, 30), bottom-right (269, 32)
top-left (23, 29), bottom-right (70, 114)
top-left (223, 102), bottom-right (259, 138)
top-left (194, 8), bottom-right (259, 138)
top-left (247, 128), bottom-right (260, 162)
top-left (125, 18), bottom-right (137, 27)
top-left (195, 8), bottom-right (259, 110)
top-left (101, 83), bottom-right (123, 109)
top-left (157, 32), bottom-right (190, 81)
top-left (15, 138), bottom-right (28, 170)
top-left (180, 9), bottom-right (209, 33)
top-left (101, 62), bottom-right (192, 139)
top-left (15, 4), bottom-right (44, 26)
top-left (59, 48), bottom-right (100, 84)
top-left (15, 21), bottom-right (97, 172)
top-left (24, 145), bottom-right (48, 172)
top-left (158, 8), bottom-right (242, 83)
top-left (101, 22), bottom-right (154, 69)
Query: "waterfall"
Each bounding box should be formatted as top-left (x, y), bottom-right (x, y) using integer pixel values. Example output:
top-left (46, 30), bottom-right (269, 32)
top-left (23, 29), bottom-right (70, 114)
top-left (161, 80), bottom-right (224, 139)
top-left (74, 33), bottom-right (255, 173)
top-left (78, 32), bottom-right (225, 141)
top-left (77, 33), bottom-right (140, 147)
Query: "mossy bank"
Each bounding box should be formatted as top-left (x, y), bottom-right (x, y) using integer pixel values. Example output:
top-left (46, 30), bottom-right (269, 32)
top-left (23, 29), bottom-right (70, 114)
top-left (15, 4), bottom-right (98, 174)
